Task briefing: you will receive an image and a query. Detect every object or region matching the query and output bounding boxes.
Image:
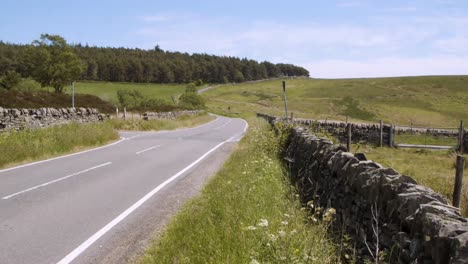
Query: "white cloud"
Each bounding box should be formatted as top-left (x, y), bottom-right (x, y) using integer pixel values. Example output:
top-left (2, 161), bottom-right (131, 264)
top-left (305, 56), bottom-right (468, 78)
top-left (336, 1), bottom-right (366, 8)
top-left (382, 7), bottom-right (418, 12)
top-left (436, 35), bottom-right (468, 53)
top-left (142, 15), bottom-right (171, 22)
top-left (133, 12), bottom-right (468, 78)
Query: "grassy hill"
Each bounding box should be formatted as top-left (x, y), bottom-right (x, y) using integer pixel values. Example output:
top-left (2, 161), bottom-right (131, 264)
top-left (0, 81), bottom-right (188, 113)
top-left (204, 76), bottom-right (468, 128)
top-left (68, 81), bottom-right (187, 105)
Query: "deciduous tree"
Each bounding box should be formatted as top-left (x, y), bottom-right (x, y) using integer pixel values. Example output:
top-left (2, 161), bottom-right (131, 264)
top-left (26, 34), bottom-right (84, 93)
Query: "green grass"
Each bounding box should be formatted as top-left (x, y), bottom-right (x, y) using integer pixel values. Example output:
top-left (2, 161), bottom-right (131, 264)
top-left (355, 143), bottom-right (468, 216)
top-left (0, 122), bottom-right (119, 169)
top-left (203, 76), bottom-right (468, 128)
top-left (394, 134), bottom-right (458, 146)
top-left (140, 118), bottom-right (338, 264)
top-left (70, 81), bottom-right (188, 105)
top-left (0, 113), bottom-right (216, 169)
top-left (108, 113), bottom-right (215, 131)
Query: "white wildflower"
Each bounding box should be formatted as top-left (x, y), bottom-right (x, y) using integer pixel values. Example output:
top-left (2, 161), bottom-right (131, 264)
top-left (278, 230), bottom-right (287, 237)
top-left (281, 220), bottom-right (288, 226)
top-left (245, 226), bottom-right (257, 230)
top-left (269, 234), bottom-right (278, 242)
top-left (250, 259), bottom-right (260, 264)
top-left (284, 213), bottom-right (291, 218)
top-left (280, 256), bottom-right (287, 260)
top-left (257, 219), bottom-right (269, 227)
top-left (291, 229), bottom-right (297, 235)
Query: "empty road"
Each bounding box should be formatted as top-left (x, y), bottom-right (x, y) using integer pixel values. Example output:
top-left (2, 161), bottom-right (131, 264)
top-left (0, 115), bottom-right (247, 264)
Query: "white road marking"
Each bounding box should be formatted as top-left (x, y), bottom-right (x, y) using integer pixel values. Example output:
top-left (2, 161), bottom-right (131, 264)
top-left (135, 145), bottom-right (161, 155)
top-left (0, 138), bottom-right (124, 174)
top-left (0, 116), bottom-right (221, 175)
top-left (55, 120), bottom-right (248, 264)
top-left (227, 119), bottom-right (249, 142)
top-left (2, 162), bottom-right (112, 200)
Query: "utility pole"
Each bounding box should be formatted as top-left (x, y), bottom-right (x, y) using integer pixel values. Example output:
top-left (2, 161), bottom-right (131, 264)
top-left (71, 81), bottom-right (75, 108)
top-left (282, 81), bottom-right (288, 120)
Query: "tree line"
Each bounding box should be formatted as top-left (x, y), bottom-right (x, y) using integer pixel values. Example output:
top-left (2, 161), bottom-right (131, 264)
top-left (0, 37), bottom-right (309, 87)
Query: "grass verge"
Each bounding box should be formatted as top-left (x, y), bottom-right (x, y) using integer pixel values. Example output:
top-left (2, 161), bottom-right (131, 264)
top-left (356, 144), bottom-right (468, 216)
top-left (0, 122), bottom-right (119, 169)
top-left (108, 113), bottom-right (215, 131)
top-left (394, 134), bottom-right (458, 146)
top-left (140, 118), bottom-right (337, 264)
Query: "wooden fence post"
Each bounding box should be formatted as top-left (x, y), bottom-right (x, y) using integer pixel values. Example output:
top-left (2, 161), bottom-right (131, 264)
top-left (453, 155), bottom-right (465, 208)
top-left (115, 107), bottom-right (119, 119)
top-left (459, 120), bottom-right (465, 153)
top-left (389, 125), bottom-right (394, 147)
top-left (347, 123), bottom-right (352, 152)
top-left (379, 120), bottom-right (383, 147)
top-left (290, 112), bottom-right (294, 122)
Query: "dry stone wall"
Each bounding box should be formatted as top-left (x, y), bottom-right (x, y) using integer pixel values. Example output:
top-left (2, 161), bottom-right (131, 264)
top-left (143, 110), bottom-right (204, 120)
top-left (258, 113), bottom-right (468, 263)
top-left (257, 113), bottom-right (393, 146)
top-left (257, 113), bottom-right (467, 152)
top-left (0, 107), bottom-right (104, 133)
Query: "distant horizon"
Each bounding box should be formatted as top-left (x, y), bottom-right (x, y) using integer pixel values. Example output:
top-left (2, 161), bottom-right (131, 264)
top-left (1, 0), bottom-right (468, 78)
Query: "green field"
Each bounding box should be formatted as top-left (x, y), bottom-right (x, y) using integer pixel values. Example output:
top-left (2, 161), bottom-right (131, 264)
top-left (203, 76), bottom-right (468, 128)
top-left (203, 76), bottom-right (468, 215)
top-left (69, 81), bottom-right (188, 104)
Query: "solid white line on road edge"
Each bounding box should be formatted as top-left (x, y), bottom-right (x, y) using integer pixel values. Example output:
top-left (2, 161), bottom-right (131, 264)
top-left (56, 140), bottom-right (229, 264)
top-left (242, 119), bottom-right (249, 133)
top-left (227, 119), bottom-right (250, 142)
top-left (2, 162), bottom-right (112, 200)
top-left (135, 145), bottom-right (161, 155)
top-left (0, 138), bottom-right (125, 174)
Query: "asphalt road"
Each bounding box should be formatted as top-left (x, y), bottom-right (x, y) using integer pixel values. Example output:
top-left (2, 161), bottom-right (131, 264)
top-left (0, 115), bottom-right (247, 264)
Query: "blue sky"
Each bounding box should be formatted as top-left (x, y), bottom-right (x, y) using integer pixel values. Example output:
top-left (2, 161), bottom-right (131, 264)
top-left (1, 0), bottom-right (468, 78)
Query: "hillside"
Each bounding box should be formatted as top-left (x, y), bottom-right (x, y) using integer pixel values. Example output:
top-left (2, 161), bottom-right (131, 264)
top-left (0, 89), bottom-right (115, 113)
top-left (204, 75), bottom-right (468, 128)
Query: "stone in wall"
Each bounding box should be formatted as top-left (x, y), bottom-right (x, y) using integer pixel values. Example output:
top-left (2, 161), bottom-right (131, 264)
top-left (0, 107), bottom-right (105, 133)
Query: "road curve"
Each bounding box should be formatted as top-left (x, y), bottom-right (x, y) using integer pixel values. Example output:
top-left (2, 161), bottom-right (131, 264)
top-left (0, 115), bottom-right (247, 264)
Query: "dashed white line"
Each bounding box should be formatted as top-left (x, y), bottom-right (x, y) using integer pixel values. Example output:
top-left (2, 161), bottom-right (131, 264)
top-left (0, 138), bottom-right (124, 174)
top-left (135, 145), bottom-right (161, 155)
top-left (2, 162), bottom-right (112, 200)
top-left (56, 139), bottom-right (232, 264)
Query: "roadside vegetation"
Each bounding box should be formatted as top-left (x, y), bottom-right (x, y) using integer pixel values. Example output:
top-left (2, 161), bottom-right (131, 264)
top-left (140, 118), bottom-right (338, 264)
top-left (0, 113), bottom-right (217, 169)
top-left (0, 122), bottom-right (118, 169)
top-left (108, 113), bottom-right (214, 131)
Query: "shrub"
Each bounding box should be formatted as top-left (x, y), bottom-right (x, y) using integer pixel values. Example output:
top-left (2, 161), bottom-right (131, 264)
top-left (116, 89), bottom-right (144, 108)
top-left (179, 84), bottom-right (205, 109)
top-left (0, 70), bottom-right (21, 90)
top-left (13, 79), bottom-right (41, 91)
